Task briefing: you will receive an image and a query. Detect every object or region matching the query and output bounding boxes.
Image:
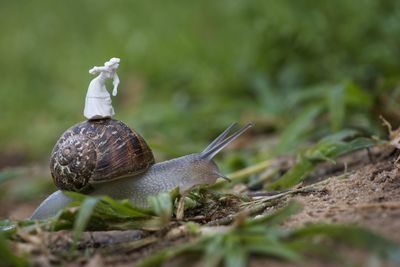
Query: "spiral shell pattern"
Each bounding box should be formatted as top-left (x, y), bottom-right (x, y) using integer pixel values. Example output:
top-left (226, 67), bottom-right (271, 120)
top-left (50, 119), bottom-right (155, 191)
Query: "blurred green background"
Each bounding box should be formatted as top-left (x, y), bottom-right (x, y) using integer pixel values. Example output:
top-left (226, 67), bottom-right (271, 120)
top-left (1, 0), bottom-right (400, 167)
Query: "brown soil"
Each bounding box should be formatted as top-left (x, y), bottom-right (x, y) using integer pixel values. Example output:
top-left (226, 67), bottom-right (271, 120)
top-left (287, 160), bottom-right (400, 241)
top-left (247, 148), bottom-right (400, 267)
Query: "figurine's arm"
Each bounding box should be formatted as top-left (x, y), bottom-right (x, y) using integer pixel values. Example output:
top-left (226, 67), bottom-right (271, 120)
top-left (89, 66), bottom-right (108, 74)
top-left (112, 73), bottom-right (120, 96)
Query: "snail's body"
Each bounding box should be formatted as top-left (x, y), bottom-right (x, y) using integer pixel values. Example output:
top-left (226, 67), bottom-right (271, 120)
top-left (93, 154), bottom-right (220, 205)
top-left (31, 121), bottom-right (252, 220)
top-left (31, 154), bottom-right (219, 219)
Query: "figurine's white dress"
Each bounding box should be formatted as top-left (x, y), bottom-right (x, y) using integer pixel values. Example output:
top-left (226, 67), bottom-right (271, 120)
top-left (84, 72), bottom-right (115, 120)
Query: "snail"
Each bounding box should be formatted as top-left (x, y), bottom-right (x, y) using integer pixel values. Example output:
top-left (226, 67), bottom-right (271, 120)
top-left (31, 119), bottom-right (252, 219)
top-left (30, 57), bottom-right (252, 219)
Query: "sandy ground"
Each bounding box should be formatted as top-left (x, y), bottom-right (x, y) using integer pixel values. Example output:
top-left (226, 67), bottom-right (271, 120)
top-left (287, 160), bottom-right (400, 241)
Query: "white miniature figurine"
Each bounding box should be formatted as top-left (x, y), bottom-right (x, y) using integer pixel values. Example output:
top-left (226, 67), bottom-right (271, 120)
top-left (84, 57), bottom-right (121, 120)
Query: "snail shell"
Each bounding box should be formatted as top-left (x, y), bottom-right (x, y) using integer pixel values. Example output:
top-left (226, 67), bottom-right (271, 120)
top-left (50, 118), bottom-right (155, 192)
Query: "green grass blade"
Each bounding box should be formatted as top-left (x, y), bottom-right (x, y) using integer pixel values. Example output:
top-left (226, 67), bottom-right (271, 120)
top-left (136, 238), bottom-right (204, 267)
top-left (326, 137), bottom-right (384, 158)
top-left (202, 235), bottom-right (225, 267)
top-left (0, 168), bottom-right (26, 184)
top-left (268, 134), bottom-right (383, 190)
top-left (0, 220), bottom-right (17, 237)
top-left (64, 191), bottom-right (153, 218)
top-left (328, 85), bottom-right (345, 131)
top-left (63, 191), bottom-right (87, 201)
top-left (266, 158), bottom-right (313, 190)
top-left (274, 104), bottom-right (322, 155)
top-left (72, 197), bottom-right (99, 244)
top-left (244, 202), bottom-right (302, 227)
top-left (99, 196), bottom-right (153, 217)
top-left (318, 129), bottom-right (358, 143)
top-left (246, 241), bottom-right (302, 262)
top-left (147, 192), bottom-right (173, 225)
top-left (286, 239), bottom-right (343, 263)
top-left (224, 246), bottom-right (247, 267)
top-left (290, 224), bottom-right (400, 263)
top-left (345, 81), bottom-right (373, 108)
top-left (58, 191), bottom-right (177, 231)
top-left (0, 233), bottom-right (28, 267)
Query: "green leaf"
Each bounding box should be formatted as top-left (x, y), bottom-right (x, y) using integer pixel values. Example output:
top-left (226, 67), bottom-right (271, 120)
top-left (72, 197), bottom-right (99, 244)
top-left (136, 239), bottom-right (201, 267)
top-left (63, 191), bottom-right (86, 201)
top-left (64, 191), bottom-right (152, 218)
top-left (223, 235), bottom-right (247, 267)
top-left (246, 240), bottom-right (302, 262)
top-left (345, 81), bottom-right (373, 108)
top-left (202, 235), bottom-right (225, 267)
top-left (319, 129), bottom-right (359, 143)
top-left (244, 202), bottom-right (302, 227)
top-left (329, 137), bottom-right (384, 158)
top-left (266, 158), bottom-right (313, 190)
top-left (147, 192), bottom-right (173, 225)
top-left (268, 132), bottom-right (383, 190)
top-left (0, 233), bottom-right (28, 267)
top-left (0, 220), bottom-right (16, 237)
top-left (327, 85), bottom-right (345, 131)
top-left (0, 220), bottom-right (39, 238)
top-left (290, 224), bottom-right (400, 263)
top-left (99, 196), bottom-right (152, 218)
top-left (60, 189), bottom-right (183, 231)
top-left (287, 85), bottom-right (327, 107)
top-left (274, 104), bottom-right (322, 154)
top-left (286, 239), bottom-right (343, 263)
top-left (307, 137), bottom-right (384, 161)
top-left (0, 168), bottom-right (26, 184)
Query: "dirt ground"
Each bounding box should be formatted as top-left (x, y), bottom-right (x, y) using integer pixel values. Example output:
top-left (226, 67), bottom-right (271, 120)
top-left (2, 145), bottom-right (400, 266)
top-left (287, 159), bottom-right (400, 241)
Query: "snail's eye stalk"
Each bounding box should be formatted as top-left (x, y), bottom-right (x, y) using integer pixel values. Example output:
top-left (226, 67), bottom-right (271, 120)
top-left (203, 122), bottom-right (238, 153)
top-left (201, 122), bottom-right (253, 160)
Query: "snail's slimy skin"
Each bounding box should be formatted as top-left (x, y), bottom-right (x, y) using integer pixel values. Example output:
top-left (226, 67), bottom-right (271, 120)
top-left (93, 154), bottom-right (220, 206)
top-left (30, 154), bottom-right (220, 220)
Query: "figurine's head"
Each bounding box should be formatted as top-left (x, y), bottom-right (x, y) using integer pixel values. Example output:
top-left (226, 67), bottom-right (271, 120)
top-left (105, 58), bottom-right (120, 69)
